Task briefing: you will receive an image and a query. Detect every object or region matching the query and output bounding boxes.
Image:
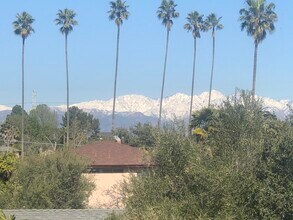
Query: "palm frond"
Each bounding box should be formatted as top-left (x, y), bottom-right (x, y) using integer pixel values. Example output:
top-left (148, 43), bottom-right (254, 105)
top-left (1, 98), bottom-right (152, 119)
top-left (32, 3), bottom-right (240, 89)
top-left (239, 0), bottom-right (277, 44)
top-left (55, 8), bottom-right (78, 35)
top-left (108, 0), bottom-right (130, 26)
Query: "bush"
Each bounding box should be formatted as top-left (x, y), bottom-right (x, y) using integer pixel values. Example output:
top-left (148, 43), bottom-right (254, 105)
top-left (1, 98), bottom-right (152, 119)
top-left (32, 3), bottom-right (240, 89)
top-left (1, 150), bottom-right (93, 209)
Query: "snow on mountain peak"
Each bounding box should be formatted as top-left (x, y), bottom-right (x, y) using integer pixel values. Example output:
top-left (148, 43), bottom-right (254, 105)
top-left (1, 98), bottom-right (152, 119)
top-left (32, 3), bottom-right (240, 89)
top-left (0, 105), bottom-right (11, 111)
top-left (47, 90), bottom-right (292, 120)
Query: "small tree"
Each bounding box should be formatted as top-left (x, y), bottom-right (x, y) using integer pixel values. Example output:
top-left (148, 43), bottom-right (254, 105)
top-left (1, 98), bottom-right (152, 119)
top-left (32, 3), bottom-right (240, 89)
top-left (5, 150), bottom-right (93, 209)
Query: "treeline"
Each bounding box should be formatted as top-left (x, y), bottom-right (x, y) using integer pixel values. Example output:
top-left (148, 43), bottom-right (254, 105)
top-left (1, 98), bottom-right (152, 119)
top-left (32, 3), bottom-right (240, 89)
top-left (110, 93), bottom-right (293, 219)
top-left (0, 105), bottom-right (100, 152)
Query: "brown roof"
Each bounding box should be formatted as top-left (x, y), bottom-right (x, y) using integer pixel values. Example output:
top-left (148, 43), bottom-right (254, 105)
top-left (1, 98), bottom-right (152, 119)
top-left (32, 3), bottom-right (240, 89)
top-left (75, 141), bottom-right (147, 167)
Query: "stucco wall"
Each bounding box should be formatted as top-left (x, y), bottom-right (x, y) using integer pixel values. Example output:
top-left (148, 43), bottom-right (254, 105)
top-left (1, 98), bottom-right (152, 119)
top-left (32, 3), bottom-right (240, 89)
top-left (84, 173), bottom-right (136, 209)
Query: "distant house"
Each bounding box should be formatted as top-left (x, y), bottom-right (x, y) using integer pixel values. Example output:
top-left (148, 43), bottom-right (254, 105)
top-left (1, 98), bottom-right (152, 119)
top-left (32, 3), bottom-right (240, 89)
top-left (75, 140), bottom-right (150, 209)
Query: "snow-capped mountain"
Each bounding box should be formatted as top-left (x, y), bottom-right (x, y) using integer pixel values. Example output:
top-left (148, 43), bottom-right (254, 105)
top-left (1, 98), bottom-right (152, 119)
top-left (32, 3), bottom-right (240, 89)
top-left (53, 90), bottom-right (229, 120)
top-left (0, 105), bottom-right (11, 111)
top-left (1, 91), bottom-right (292, 131)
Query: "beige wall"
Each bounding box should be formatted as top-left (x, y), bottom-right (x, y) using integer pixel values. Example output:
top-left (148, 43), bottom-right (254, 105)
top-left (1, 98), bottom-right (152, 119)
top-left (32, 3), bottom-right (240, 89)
top-left (84, 173), bottom-right (136, 209)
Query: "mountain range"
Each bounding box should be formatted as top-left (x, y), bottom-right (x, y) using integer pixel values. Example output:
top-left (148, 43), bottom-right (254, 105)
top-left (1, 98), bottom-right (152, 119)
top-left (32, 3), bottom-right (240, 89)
top-left (0, 91), bottom-right (292, 131)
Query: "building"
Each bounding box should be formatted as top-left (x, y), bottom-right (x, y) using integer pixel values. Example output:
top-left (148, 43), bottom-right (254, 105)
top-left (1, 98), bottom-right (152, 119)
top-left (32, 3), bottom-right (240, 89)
top-left (74, 140), bottom-right (150, 208)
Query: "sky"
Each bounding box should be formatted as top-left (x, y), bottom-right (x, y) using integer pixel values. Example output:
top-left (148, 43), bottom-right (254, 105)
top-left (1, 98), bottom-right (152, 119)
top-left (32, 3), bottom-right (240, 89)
top-left (0, 0), bottom-right (292, 108)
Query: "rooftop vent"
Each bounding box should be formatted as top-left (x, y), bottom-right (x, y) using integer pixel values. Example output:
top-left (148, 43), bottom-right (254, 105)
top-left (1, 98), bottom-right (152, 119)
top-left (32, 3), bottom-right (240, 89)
top-left (113, 136), bottom-right (121, 144)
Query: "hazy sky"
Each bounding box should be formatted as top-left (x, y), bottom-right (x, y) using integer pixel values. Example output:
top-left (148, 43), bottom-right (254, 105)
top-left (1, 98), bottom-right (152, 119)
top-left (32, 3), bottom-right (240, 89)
top-left (0, 0), bottom-right (292, 108)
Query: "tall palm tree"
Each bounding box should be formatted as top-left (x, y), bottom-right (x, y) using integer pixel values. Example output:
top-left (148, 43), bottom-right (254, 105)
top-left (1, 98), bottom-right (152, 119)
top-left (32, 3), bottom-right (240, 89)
top-left (108, 0), bottom-right (130, 131)
top-left (239, 0), bottom-right (277, 98)
top-left (157, 0), bottom-right (179, 128)
top-left (205, 13), bottom-right (223, 108)
top-left (13, 12), bottom-right (35, 159)
top-left (184, 11), bottom-right (205, 130)
top-left (55, 9), bottom-right (78, 147)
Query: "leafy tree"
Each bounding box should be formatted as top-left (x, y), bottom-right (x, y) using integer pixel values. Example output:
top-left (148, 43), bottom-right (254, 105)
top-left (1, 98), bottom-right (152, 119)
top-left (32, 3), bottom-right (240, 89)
top-left (62, 107), bottom-right (100, 146)
top-left (119, 92), bottom-right (292, 219)
top-left (2, 150), bottom-right (93, 209)
top-left (55, 9), bottom-right (78, 147)
top-left (28, 104), bottom-right (59, 145)
top-left (0, 153), bottom-right (18, 209)
top-left (108, 0), bottom-right (130, 131)
top-left (13, 12), bottom-right (35, 159)
top-left (0, 105), bottom-right (29, 149)
top-left (157, 0), bottom-right (179, 128)
top-left (129, 123), bottom-right (157, 148)
top-left (190, 108), bottom-right (218, 142)
top-left (205, 13), bottom-right (223, 107)
top-left (184, 11), bottom-right (205, 127)
top-left (114, 123), bottom-right (157, 148)
top-left (239, 0), bottom-right (277, 97)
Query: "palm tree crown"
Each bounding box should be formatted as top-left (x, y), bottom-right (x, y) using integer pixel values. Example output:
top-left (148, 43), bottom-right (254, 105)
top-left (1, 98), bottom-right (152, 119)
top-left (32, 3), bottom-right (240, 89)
top-left (55, 9), bottom-right (78, 36)
top-left (108, 0), bottom-right (130, 26)
top-left (205, 13), bottom-right (223, 35)
top-left (157, 0), bottom-right (179, 30)
top-left (13, 12), bottom-right (35, 39)
top-left (239, 0), bottom-right (277, 44)
top-left (184, 11), bottom-right (205, 38)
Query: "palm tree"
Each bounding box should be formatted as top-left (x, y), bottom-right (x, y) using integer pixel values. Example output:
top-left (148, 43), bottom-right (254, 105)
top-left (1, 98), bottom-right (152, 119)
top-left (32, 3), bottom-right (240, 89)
top-left (205, 13), bottom-right (223, 108)
top-left (13, 12), bottom-right (35, 159)
top-left (108, 0), bottom-right (130, 131)
top-left (157, 0), bottom-right (179, 128)
top-left (55, 9), bottom-right (78, 147)
top-left (239, 0), bottom-right (277, 98)
top-left (184, 11), bottom-right (205, 129)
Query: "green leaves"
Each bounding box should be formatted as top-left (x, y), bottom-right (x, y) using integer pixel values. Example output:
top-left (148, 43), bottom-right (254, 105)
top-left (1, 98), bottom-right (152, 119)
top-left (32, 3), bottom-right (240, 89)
top-left (157, 0), bottom-right (179, 30)
top-left (239, 0), bottom-right (277, 44)
top-left (121, 92), bottom-right (293, 219)
top-left (1, 150), bottom-right (93, 209)
top-left (13, 12), bottom-right (35, 39)
top-left (108, 0), bottom-right (130, 26)
top-left (55, 9), bottom-right (78, 35)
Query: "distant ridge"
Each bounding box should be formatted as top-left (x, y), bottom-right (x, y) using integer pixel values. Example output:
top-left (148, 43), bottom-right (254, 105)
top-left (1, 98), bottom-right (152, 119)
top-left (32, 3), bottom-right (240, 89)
top-left (1, 90), bottom-right (292, 131)
top-left (53, 90), bottom-right (292, 120)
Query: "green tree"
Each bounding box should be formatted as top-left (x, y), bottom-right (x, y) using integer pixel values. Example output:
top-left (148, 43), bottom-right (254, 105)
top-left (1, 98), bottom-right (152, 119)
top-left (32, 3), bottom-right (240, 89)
top-left (28, 104), bottom-right (59, 145)
top-left (120, 92), bottom-right (292, 219)
top-left (62, 107), bottom-right (100, 146)
top-left (157, 0), bottom-right (179, 128)
top-left (205, 13), bottom-right (223, 108)
top-left (239, 0), bottom-right (277, 97)
top-left (13, 12), bottom-right (35, 159)
top-left (0, 105), bottom-right (29, 148)
top-left (3, 150), bottom-right (93, 209)
top-left (183, 11), bottom-right (205, 128)
top-left (108, 0), bottom-right (130, 131)
top-left (55, 9), bottom-right (78, 147)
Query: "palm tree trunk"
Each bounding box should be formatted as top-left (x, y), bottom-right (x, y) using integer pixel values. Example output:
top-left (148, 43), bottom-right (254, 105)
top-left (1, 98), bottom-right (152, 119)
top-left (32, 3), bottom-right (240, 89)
top-left (21, 38), bottom-right (25, 160)
top-left (65, 34), bottom-right (70, 147)
top-left (189, 37), bottom-right (197, 132)
top-left (112, 25), bottom-right (120, 131)
top-left (252, 42), bottom-right (258, 98)
top-left (208, 32), bottom-right (216, 108)
top-left (158, 28), bottom-right (170, 128)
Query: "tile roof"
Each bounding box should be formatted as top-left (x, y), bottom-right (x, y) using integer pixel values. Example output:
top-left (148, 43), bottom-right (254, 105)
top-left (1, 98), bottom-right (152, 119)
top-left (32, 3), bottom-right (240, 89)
top-left (74, 141), bottom-right (147, 167)
top-left (3, 209), bottom-right (123, 220)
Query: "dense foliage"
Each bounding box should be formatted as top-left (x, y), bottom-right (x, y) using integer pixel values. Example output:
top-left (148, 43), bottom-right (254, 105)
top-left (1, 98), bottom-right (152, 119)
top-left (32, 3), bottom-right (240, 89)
top-left (0, 150), bottom-right (93, 209)
top-left (117, 93), bottom-right (292, 219)
top-left (0, 105), bottom-right (100, 151)
top-left (114, 123), bottom-right (157, 148)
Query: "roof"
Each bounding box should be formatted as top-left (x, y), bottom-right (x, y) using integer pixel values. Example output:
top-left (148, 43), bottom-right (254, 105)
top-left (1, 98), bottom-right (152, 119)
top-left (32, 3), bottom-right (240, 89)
top-left (3, 209), bottom-right (123, 220)
top-left (74, 141), bottom-right (148, 167)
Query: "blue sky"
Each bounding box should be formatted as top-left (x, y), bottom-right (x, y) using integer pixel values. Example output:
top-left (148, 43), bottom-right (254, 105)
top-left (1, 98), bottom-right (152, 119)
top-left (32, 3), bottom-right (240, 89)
top-left (0, 0), bottom-right (292, 108)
